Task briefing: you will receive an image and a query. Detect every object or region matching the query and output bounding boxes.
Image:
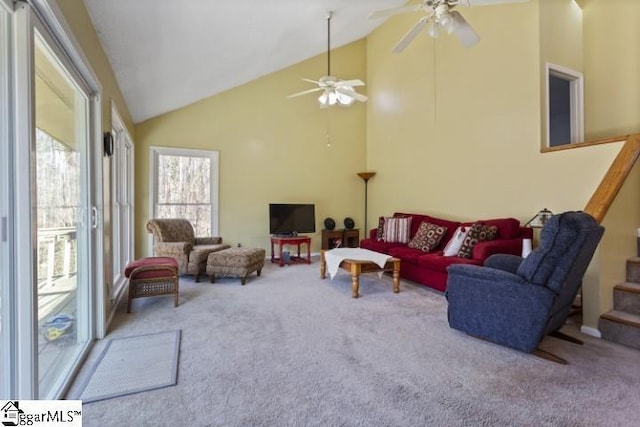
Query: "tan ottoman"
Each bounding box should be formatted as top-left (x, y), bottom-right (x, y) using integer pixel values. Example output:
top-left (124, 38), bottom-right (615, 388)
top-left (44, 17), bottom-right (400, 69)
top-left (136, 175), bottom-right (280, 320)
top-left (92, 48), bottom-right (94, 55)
top-left (206, 248), bottom-right (266, 285)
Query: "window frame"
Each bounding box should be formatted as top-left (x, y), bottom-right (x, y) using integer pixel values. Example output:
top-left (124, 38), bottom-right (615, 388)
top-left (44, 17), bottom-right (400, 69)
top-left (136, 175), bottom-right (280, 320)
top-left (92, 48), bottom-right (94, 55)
top-left (110, 103), bottom-right (134, 307)
top-left (545, 62), bottom-right (584, 148)
top-left (148, 146), bottom-right (219, 256)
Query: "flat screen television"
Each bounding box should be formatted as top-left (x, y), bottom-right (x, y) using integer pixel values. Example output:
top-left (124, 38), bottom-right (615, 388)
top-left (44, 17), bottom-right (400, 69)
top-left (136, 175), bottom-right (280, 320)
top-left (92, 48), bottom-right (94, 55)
top-left (269, 203), bottom-right (316, 235)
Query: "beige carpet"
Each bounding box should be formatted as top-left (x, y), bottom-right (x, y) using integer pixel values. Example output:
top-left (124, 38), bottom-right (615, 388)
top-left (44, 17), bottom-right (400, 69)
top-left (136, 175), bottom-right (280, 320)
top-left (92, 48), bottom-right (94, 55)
top-left (67, 258), bottom-right (640, 426)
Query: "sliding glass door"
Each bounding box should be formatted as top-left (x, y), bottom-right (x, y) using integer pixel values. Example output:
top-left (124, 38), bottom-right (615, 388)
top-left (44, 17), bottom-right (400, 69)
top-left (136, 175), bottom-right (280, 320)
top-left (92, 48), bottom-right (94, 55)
top-left (8, 1), bottom-right (98, 399)
top-left (0, 0), bottom-right (13, 398)
top-left (33, 23), bottom-right (92, 400)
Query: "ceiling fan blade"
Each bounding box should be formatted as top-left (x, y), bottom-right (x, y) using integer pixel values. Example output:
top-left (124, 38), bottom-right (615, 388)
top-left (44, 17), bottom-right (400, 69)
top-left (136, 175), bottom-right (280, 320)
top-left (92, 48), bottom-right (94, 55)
top-left (369, 5), bottom-right (421, 20)
top-left (449, 11), bottom-right (480, 48)
top-left (286, 87), bottom-right (323, 99)
top-left (336, 87), bottom-right (368, 103)
top-left (336, 79), bottom-right (365, 87)
top-left (393, 17), bottom-right (429, 53)
top-left (460, 0), bottom-right (529, 6)
top-left (301, 78), bottom-right (321, 85)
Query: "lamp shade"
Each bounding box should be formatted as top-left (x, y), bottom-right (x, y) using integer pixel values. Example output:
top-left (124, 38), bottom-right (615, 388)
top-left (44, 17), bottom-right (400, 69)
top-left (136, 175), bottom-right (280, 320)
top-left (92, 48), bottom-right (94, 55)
top-left (525, 208), bottom-right (553, 228)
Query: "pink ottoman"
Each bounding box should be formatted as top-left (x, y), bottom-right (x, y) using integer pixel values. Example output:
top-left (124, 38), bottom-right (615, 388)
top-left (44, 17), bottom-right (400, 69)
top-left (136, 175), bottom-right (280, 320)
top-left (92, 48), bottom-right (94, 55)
top-left (124, 257), bottom-right (179, 313)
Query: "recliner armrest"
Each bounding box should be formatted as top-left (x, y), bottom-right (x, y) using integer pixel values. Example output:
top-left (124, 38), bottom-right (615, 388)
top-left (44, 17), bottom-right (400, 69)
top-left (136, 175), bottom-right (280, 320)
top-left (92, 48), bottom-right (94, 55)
top-left (447, 264), bottom-right (528, 287)
top-left (483, 254), bottom-right (523, 274)
top-left (472, 238), bottom-right (523, 261)
top-left (155, 241), bottom-right (193, 255)
top-left (195, 237), bottom-right (222, 245)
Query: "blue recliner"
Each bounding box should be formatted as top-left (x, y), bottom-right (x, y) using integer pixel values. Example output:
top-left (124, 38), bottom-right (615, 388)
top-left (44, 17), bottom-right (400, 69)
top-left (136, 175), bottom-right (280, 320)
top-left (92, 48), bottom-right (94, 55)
top-left (446, 211), bottom-right (604, 363)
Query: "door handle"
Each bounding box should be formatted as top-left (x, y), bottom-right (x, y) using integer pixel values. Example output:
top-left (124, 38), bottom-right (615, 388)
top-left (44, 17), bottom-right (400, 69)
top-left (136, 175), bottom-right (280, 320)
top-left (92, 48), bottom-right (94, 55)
top-left (91, 206), bottom-right (98, 229)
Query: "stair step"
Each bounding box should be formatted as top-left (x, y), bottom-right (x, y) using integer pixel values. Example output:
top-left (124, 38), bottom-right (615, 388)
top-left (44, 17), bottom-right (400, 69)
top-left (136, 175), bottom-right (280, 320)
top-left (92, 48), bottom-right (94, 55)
top-left (600, 310), bottom-right (640, 327)
top-left (599, 310), bottom-right (640, 350)
top-left (626, 258), bottom-right (640, 283)
top-left (615, 282), bottom-right (640, 293)
top-left (614, 282), bottom-right (640, 315)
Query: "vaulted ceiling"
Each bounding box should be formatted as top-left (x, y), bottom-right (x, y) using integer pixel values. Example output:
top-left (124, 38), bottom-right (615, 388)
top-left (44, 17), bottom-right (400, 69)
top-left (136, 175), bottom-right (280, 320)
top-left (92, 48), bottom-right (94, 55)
top-left (82, 0), bottom-right (407, 123)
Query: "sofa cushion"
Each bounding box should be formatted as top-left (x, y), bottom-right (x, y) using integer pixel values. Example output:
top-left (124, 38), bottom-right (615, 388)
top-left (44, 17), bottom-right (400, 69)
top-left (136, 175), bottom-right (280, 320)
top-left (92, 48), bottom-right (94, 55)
top-left (408, 221), bottom-right (447, 252)
top-left (360, 238), bottom-right (404, 254)
top-left (383, 217), bottom-right (413, 244)
top-left (457, 224), bottom-right (498, 259)
top-left (387, 246), bottom-right (424, 265)
top-left (418, 253), bottom-right (481, 273)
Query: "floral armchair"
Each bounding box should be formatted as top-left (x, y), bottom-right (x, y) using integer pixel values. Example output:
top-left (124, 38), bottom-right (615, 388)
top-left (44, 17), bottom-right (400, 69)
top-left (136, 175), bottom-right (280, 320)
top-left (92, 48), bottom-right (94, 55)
top-left (146, 218), bottom-right (230, 282)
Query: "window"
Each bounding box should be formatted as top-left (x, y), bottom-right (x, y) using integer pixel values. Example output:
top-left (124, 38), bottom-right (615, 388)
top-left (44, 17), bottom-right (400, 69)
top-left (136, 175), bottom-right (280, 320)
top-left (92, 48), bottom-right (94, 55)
top-left (150, 147), bottom-right (219, 253)
top-left (546, 63), bottom-right (584, 147)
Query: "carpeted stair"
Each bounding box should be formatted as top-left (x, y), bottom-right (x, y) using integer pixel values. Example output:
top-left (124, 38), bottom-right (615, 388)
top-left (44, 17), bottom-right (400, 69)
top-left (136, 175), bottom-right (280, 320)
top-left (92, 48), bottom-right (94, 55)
top-left (599, 257), bottom-right (640, 350)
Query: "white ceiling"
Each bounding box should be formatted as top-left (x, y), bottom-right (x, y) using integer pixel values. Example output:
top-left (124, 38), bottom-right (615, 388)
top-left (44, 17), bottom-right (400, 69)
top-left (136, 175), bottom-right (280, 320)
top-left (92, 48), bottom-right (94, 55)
top-left (82, 0), bottom-right (407, 123)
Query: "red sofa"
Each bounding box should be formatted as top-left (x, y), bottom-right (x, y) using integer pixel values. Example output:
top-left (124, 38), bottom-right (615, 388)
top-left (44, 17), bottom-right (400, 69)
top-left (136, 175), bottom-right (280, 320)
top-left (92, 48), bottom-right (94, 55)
top-left (360, 212), bottom-right (532, 292)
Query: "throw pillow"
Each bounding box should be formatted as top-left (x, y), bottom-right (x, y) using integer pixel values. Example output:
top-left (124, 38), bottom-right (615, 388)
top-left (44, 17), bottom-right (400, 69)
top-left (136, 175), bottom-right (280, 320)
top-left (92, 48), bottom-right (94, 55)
top-left (442, 226), bottom-right (470, 257)
top-left (408, 221), bottom-right (447, 252)
top-left (457, 223), bottom-right (498, 259)
top-left (376, 216), bottom-right (386, 241)
top-left (383, 217), bottom-right (413, 244)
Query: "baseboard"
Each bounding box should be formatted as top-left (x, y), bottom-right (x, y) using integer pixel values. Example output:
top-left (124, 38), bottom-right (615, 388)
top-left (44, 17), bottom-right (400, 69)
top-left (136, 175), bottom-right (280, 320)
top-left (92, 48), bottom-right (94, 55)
top-left (580, 325), bottom-right (602, 338)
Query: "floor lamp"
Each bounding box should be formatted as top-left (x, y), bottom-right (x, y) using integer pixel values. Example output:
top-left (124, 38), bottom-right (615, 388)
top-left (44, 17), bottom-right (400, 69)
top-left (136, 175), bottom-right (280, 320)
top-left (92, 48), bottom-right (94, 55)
top-left (357, 172), bottom-right (376, 233)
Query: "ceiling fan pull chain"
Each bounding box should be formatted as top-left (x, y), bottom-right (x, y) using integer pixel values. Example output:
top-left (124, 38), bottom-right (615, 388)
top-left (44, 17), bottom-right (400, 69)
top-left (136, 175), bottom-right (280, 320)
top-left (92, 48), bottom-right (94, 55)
top-left (326, 107), bottom-right (332, 147)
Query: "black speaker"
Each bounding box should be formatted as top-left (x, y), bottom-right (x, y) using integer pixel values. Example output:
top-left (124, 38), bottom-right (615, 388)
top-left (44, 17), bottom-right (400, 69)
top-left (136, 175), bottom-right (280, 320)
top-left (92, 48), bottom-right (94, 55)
top-left (103, 131), bottom-right (114, 157)
top-left (343, 217), bottom-right (355, 229)
top-left (324, 218), bottom-right (336, 230)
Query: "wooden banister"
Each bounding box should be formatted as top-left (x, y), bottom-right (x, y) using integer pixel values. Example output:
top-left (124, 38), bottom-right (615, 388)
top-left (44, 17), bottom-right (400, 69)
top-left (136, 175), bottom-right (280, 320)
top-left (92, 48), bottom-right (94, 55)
top-left (584, 133), bottom-right (640, 223)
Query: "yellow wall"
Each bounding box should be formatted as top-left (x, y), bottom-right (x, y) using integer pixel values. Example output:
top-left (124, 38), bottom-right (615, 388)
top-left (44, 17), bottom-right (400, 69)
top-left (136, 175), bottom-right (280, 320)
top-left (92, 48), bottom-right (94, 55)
top-left (134, 40), bottom-right (368, 257)
top-left (366, 0), bottom-right (625, 329)
top-left (582, 0), bottom-right (640, 140)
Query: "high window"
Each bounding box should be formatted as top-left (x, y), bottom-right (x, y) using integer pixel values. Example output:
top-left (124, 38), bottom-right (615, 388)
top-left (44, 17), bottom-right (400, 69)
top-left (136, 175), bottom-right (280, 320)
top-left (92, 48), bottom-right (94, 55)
top-left (546, 63), bottom-right (584, 147)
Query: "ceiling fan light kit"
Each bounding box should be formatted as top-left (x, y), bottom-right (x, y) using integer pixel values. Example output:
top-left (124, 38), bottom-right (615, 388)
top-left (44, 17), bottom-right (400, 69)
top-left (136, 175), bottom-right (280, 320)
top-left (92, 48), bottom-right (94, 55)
top-left (287, 11), bottom-right (367, 108)
top-left (369, 0), bottom-right (528, 52)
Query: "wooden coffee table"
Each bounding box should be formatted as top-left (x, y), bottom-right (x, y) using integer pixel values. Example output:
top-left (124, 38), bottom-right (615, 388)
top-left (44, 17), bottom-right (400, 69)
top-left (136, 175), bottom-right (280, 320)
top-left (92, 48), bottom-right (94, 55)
top-left (320, 249), bottom-right (401, 298)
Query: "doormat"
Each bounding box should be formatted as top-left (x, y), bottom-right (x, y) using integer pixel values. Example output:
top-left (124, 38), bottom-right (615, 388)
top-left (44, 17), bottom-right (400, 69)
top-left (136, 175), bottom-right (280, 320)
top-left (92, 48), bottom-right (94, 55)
top-left (74, 330), bottom-right (181, 403)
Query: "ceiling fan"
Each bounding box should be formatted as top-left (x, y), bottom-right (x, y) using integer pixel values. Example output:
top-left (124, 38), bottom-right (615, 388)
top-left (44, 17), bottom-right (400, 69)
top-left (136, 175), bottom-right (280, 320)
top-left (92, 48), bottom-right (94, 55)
top-left (287, 11), bottom-right (368, 107)
top-left (369, 0), bottom-right (529, 52)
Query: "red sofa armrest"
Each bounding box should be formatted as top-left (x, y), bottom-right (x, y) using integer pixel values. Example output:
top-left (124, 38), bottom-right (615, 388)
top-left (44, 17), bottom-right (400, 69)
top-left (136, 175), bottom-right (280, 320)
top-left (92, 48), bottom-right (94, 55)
top-left (472, 239), bottom-right (524, 261)
top-left (369, 228), bottom-right (378, 239)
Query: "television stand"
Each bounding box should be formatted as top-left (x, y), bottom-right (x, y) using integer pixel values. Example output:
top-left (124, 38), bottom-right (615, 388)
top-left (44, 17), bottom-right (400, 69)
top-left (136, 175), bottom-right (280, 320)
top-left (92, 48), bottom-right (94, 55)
top-left (270, 236), bottom-right (311, 267)
top-left (273, 232), bottom-right (296, 238)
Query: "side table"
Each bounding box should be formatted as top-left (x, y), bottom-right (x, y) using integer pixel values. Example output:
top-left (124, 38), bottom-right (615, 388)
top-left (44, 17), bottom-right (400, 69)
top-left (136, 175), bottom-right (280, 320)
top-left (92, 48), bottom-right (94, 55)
top-left (270, 236), bottom-right (312, 267)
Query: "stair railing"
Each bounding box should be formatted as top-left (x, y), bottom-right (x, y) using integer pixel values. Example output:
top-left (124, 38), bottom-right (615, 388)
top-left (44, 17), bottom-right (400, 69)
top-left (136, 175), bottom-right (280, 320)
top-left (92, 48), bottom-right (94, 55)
top-left (584, 133), bottom-right (640, 224)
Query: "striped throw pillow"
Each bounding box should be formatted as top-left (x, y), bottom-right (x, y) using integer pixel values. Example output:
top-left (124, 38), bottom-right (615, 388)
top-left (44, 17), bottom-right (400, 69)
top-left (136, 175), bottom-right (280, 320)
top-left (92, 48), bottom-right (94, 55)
top-left (383, 217), bottom-right (413, 244)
